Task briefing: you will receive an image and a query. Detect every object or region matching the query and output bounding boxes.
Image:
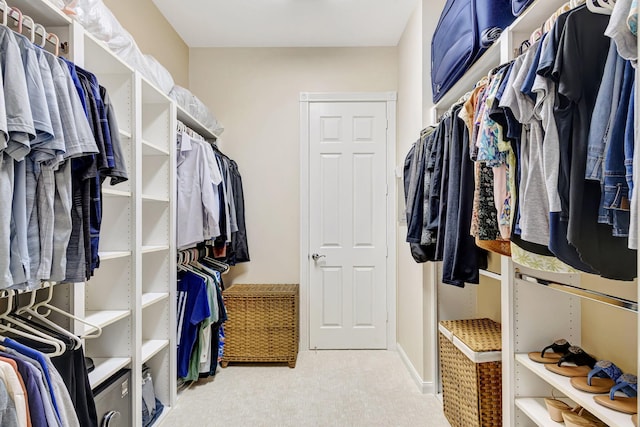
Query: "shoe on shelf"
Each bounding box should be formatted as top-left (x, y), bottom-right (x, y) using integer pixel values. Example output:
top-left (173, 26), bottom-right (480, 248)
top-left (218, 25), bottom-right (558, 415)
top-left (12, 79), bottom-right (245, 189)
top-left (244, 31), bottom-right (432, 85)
top-left (571, 360), bottom-right (622, 393)
top-left (594, 373), bottom-right (638, 414)
top-left (544, 395), bottom-right (572, 422)
top-left (562, 406), bottom-right (607, 427)
top-left (546, 346), bottom-right (597, 377)
top-left (529, 338), bottom-right (571, 364)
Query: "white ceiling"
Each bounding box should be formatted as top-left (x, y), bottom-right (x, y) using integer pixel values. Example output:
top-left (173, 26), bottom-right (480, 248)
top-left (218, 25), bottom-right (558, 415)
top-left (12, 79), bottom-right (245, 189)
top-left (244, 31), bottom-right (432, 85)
top-left (152, 0), bottom-right (419, 48)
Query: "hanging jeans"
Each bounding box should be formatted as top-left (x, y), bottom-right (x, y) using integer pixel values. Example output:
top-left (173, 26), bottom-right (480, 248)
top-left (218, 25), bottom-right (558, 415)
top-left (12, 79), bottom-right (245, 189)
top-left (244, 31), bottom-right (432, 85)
top-left (601, 61), bottom-right (635, 237)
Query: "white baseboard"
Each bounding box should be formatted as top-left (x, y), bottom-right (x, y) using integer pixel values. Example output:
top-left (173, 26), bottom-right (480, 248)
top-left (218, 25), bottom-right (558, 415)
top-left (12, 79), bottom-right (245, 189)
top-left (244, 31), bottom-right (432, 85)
top-left (396, 343), bottom-right (435, 394)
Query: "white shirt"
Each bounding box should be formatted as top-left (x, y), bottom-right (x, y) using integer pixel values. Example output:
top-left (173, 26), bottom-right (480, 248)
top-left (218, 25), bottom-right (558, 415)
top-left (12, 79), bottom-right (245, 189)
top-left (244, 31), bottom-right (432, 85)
top-left (201, 141), bottom-right (223, 239)
top-left (177, 133), bottom-right (218, 249)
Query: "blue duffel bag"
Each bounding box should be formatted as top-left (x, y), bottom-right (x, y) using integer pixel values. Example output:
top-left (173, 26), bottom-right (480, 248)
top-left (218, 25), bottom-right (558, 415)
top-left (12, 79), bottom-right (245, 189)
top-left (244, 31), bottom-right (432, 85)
top-left (431, 0), bottom-right (516, 103)
top-left (512, 0), bottom-right (535, 15)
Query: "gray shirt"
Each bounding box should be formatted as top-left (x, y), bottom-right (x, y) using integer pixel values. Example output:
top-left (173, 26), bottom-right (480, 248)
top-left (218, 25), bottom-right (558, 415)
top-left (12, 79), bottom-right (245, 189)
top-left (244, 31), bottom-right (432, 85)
top-left (532, 33), bottom-right (562, 213)
top-left (0, 26), bottom-right (34, 156)
top-left (43, 358), bottom-right (80, 427)
top-left (0, 378), bottom-right (19, 427)
top-left (605, 0), bottom-right (638, 66)
top-left (501, 50), bottom-right (551, 246)
top-left (0, 27), bottom-right (32, 290)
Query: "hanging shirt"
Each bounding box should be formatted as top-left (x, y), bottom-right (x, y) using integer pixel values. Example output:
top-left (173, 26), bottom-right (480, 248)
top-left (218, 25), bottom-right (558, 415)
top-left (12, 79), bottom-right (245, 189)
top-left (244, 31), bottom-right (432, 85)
top-left (0, 354), bottom-right (49, 427)
top-left (0, 351), bottom-right (58, 427)
top-left (605, 0), bottom-right (638, 66)
top-left (0, 378), bottom-right (19, 427)
top-left (177, 271), bottom-right (211, 379)
top-left (11, 31), bottom-right (57, 288)
top-left (554, 5), bottom-right (637, 280)
top-left (629, 0), bottom-right (638, 35)
top-left (177, 133), bottom-right (219, 249)
top-left (200, 141), bottom-right (223, 239)
top-left (502, 42), bottom-right (550, 246)
top-left (27, 49), bottom-right (66, 287)
top-left (228, 160), bottom-right (250, 264)
top-left (48, 55), bottom-right (97, 284)
top-left (61, 58), bottom-right (100, 283)
top-left (1, 339), bottom-right (60, 422)
top-left (100, 86), bottom-right (128, 185)
top-left (41, 358), bottom-right (80, 427)
top-left (0, 359), bottom-right (29, 427)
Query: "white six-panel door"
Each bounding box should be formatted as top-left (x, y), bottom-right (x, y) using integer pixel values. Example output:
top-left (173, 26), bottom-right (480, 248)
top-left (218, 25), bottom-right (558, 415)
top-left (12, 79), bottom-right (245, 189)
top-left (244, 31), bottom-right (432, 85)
top-left (308, 101), bottom-right (388, 349)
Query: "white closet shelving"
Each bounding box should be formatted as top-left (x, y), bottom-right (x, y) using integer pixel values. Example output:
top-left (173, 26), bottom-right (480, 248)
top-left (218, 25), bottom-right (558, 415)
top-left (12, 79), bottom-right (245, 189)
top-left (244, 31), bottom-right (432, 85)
top-left (74, 25), bottom-right (140, 415)
top-left (0, 0), bottom-right (185, 423)
top-left (77, 25), bottom-right (178, 426)
top-left (137, 74), bottom-right (177, 422)
top-left (429, 1), bottom-right (639, 426)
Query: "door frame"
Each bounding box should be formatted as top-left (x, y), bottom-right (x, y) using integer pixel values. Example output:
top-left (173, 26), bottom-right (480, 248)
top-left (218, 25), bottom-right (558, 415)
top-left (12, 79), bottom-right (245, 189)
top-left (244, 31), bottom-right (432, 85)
top-left (299, 91), bottom-right (397, 351)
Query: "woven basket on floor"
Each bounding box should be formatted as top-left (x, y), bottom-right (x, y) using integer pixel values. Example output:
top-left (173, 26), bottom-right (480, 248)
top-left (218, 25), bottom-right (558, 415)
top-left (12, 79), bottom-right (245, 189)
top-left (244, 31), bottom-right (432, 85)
top-left (439, 318), bottom-right (502, 427)
top-left (221, 284), bottom-right (299, 368)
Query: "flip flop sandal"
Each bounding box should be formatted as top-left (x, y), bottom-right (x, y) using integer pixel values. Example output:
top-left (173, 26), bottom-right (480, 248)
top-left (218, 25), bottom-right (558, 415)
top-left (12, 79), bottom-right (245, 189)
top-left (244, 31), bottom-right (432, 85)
top-left (594, 373), bottom-right (639, 414)
top-left (546, 346), bottom-right (596, 377)
top-left (529, 339), bottom-right (571, 364)
top-left (571, 361), bottom-right (622, 393)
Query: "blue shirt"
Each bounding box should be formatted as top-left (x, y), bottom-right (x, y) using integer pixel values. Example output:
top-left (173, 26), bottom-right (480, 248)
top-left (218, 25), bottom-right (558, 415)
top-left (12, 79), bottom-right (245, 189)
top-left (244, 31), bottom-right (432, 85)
top-left (177, 271), bottom-right (211, 378)
top-left (521, 34), bottom-right (547, 101)
top-left (61, 58), bottom-right (87, 115)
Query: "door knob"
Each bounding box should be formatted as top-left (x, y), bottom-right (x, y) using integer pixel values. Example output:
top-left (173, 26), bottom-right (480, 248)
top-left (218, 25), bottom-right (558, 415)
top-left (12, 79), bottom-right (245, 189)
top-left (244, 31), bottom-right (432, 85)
top-left (311, 253), bottom-right (326, 261)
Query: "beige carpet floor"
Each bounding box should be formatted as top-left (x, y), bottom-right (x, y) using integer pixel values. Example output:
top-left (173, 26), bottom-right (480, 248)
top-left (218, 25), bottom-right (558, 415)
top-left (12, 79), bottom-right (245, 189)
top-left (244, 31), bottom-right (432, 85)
top-left (162, 350), bottom-right (451, 427)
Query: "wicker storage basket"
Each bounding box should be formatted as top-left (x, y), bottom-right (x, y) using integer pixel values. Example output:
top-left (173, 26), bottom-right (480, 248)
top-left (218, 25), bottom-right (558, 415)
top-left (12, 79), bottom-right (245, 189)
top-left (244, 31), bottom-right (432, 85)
top-left (439, 318), bottom-right (502, 427)
top-left (221, 284), bottom-right (299, 368)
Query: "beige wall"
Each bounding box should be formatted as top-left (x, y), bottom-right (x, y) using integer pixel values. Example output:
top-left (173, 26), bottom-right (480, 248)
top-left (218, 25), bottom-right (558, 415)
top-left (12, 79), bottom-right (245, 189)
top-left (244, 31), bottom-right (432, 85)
top-left (103, 0), bottom-right (189, 87)
top-left (396, 2), bottom-right (427, 381)
top-left (189, 47), bottom-right (397, 285)
top-left (580, 275), bottom-right (638, 374)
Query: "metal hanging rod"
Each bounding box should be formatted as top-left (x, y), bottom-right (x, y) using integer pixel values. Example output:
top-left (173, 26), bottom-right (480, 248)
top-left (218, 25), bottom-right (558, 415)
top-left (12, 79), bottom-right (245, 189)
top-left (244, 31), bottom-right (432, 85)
top-left (515, 271), bottom-right (638, 313)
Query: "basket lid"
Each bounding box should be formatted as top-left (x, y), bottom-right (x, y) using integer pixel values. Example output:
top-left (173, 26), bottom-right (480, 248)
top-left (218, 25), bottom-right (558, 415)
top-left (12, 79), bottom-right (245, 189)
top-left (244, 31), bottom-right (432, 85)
top-left (223, 284), bottom-right (299, 295)
top-left (439, 318), bottom-right (501, 352)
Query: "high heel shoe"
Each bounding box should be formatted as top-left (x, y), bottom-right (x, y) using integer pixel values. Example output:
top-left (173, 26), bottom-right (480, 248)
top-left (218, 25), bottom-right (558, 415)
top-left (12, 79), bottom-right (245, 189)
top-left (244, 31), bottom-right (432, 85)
top-left (544, 396), bottom-right (571, 422)
top-left (562, 406), bottom-right (607, 427)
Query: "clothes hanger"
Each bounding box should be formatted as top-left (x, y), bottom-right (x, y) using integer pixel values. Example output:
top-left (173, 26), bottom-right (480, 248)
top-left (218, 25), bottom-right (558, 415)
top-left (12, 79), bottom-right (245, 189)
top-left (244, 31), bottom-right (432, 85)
top-left (34, 23), bottom-right (46, 47)
top-left (8, 6), bottom-right (22, 33)
top-left (13, 313), bottom-right (79, 350)
top-left (13, 12), bottom-right (57, 56)
top-left (0, 1), bottom-right (6, 27)
top-left (0, 291), bottom-right (66, 356)
top-left (32, 284), bottom-right (102, 339)
top-left (570, 0), bottom-right (587, 9)
top-left (586, 0), bottom-right (613, 14)
top-left (6, 292), bottom-right (72, 351)
top-left (46, 33), bottom-right (59, 56)
top-left (16, 290), bottom-right (83, 350)
top-left (21, 14), bottom-right (33, 40)
top-left (200, 255), bottom-right (230, 274)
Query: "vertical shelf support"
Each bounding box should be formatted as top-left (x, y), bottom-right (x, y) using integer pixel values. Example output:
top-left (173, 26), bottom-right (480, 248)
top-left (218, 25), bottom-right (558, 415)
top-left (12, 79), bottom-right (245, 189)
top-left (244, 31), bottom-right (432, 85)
top-left (500, 256), bottom-right (516, 426)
